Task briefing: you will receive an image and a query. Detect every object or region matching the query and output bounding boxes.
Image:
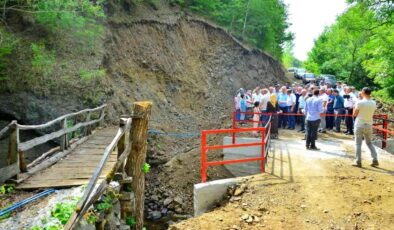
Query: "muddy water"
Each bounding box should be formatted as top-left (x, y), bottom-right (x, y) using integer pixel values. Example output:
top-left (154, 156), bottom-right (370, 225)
top-left (145, 216), bottom-right (188, 230)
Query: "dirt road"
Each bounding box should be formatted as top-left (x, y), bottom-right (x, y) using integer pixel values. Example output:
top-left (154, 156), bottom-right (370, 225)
top-left (171, 130), bottom-right (394, 229)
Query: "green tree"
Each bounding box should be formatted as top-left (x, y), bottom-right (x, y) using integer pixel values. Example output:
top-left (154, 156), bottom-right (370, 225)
top-left (306, 2), bottom-right (394, 103)
top-left (172, 0), bottom-right (292, 59)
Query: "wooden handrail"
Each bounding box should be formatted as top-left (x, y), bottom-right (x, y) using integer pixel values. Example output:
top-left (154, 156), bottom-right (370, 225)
top-left (65, 118), bottom-right (133, 229)
top-left (0, 120), bottom-right (17, 139)
top-left (77, 118), bottom-right (131, 211)
top-left (66, 101), bottom-right (152, 229)
top-left (17, 104), bottom-right (107, 130)
top-left (18, 114), bottom-right (104, 152)
top-left (0, 104), bottom-right (106, 182)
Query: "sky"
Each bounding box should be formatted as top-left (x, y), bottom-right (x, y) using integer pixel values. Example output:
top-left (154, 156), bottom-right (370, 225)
top-left (283, 0), bottom-right (349, 61)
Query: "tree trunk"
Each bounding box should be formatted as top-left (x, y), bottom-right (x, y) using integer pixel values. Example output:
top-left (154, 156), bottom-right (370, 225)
top-left (242, 0), bottom-right (251, 40)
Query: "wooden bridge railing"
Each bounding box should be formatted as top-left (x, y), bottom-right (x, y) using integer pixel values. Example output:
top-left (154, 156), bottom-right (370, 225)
top-left (0, 104), bottom-right (107, 184)
top-left (65, 101), bottom-right (152, 230)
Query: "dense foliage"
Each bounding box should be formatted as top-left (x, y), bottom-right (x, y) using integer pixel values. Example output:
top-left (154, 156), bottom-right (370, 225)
top-left (305, 0), bottom-right (394, 104)
top-left (171, 0), bottom-right (292, 59)
top-left (0, 0), bottom-right (105, 94)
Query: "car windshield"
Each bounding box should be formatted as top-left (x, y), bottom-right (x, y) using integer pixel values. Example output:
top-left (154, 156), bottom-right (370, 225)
top-left (306, 74), bottom-right (314, 78)
top-left (298, 69), bottom-right (306, 73)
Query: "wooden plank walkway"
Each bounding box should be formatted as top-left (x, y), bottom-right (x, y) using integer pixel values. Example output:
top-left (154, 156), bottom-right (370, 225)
top-left (17, 127), bottom-right (118, 189)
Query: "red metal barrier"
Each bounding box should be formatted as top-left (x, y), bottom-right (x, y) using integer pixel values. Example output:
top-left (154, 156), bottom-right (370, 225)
top-left (201, 127), bottom-right (267, 183)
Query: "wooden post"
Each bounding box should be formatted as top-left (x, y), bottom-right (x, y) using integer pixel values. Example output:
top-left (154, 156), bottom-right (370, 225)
top-left (60, 118), bottom-right (69, 151)
top-left (125, 101), bottom-right (152, 230)
top-left (99, 108), bottom-right (105, 127)
top-left (117, 118), bottom-right (127, 173)
top-left (7, 121), bottom-right (18, 165)
top-left (85, 112), bottom-right (91, 136)
top-left (14, 124), bottom-right (27, 173)
top-left (1, 122), bottom-right (20, 183)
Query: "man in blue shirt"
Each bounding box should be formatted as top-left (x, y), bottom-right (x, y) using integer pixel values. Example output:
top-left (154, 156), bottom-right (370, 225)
top-left (326, 89), bottom-right (335, 130)
top-left (277, 86), bottom-right (288, 128)
top-left (304, 89), bottom-right (323, 150)
top-left (333, 89), bottom-right (345, 132)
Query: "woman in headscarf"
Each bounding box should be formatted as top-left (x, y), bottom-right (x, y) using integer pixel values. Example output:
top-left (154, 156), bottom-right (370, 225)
top-left (266, 93), bottom-right (280, 139)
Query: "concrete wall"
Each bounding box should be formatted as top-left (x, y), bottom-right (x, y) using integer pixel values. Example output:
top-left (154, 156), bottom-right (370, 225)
top-left (194, 178), bottom-right (242, 216)
top-left (223, 137), bottom-right (263, 177)
top-left (373, 139), bottom-right (394, 154)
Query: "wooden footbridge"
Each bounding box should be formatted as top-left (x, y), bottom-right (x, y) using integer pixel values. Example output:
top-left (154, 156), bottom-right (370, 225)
top-left (0, 102), bottom-right (152, 229)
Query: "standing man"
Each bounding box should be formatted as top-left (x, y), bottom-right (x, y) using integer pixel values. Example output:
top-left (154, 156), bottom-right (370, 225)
top-left (343, 87), bottom-right (356, 135)
top-left (260, 88), bottom-right (270, 126)
top-left (304, 89), bottom-right (324, 150)
top-left (253, 87), bottom-right (262, 104)
top-left (298, 89), bottom-right (307, 133)
top-left (318, 88), bottom-right (328, 133)
top-left (326, 88), bottom-right (335, 130)
top-left (333, 89), bottom-right (345, 133)
top-left (352, 87), bottom-right (378, 167)
top-left (277, 86), bottom-right (288, 128)
top-left (336, 81), bottom-right (343, 95)
top-left (286, 89), bottom-right (296, 129)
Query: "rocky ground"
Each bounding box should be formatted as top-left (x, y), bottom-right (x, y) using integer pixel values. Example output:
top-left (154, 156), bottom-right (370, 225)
top-left (169, 129), bottom-right (394, 230)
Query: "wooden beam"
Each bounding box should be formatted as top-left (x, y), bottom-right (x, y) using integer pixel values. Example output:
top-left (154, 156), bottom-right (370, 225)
top-left (60, 118), bottom-right (68, 151)
top-left (64, 118), bottom-right (132, 229)
top-left (117, 118), bottom-right (127, 173)
top-left (125, 101), bottom-right (152, 230)
top-left (7, 122), bottom-right (18, 165)
top-left (0, 162), bottom-right (19, 184)
top-left (18, 118), bottom-right (101, 152)
top-left (17, 104), bottom-right (106, 130)
top-left (0, 120), bottom-right (17, 140)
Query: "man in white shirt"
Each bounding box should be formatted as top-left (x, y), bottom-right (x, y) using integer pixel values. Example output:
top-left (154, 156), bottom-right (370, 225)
top-left (344, 87), bottom-right (357, 135)
top-left (253, 88), bottom-right (262, 104)
top-left (286, 89), bottom-right (296, 129)
top-left (277, 86), bottom-right (288, 128)
top-left (318, 88), bottom-right (329, 133)
top-left (259, 89), bottom-right (270, 125)
top-left (252, 87), bottom-right (260, 103)
top-left (352, 87), bottom-right (378, 167)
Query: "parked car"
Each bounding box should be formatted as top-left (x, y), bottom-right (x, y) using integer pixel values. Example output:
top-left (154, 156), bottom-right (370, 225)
top-left (287, 67), bottom-right (297, 78)
top-left (302, 73), bottom-right (316, 84)
top-left (295, 68), bottom-right (306, 79)
top-left (318, 74), bottom-right (337, 86)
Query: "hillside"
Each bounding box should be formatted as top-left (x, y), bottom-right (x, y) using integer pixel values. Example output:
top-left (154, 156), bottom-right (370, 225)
top-left (0, 1), bottom-right (287, 227)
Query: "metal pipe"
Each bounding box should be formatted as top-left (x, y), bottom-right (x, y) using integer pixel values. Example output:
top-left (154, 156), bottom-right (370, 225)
top-left (0, 189), bottom-right (55, 217)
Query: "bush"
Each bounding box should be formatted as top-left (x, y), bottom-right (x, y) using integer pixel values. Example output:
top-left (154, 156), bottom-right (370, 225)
top-left (31, 43), bottom-right (55, 77)
top-left (0, 28), bottom-right (18, 81)
top-left (31, 0), bottom-right (105, 50)
top-left (50, 200), bottom-right (78, 225)
top-left (80, 69), bottom-right (106, 82)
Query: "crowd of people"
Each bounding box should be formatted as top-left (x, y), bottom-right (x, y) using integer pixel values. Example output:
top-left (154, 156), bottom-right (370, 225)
top-left (234, 81), bottom-right (379, 167)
